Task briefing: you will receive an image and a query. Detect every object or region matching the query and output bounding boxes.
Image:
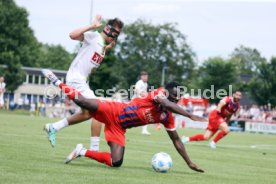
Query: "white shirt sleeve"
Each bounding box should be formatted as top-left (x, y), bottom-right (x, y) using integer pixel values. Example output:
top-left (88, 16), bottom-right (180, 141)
top-left (135, 80), bottom-right (143, 91)
top-left (83, 31), bottom-right (98, 44)
top-left (0, 83), bottom-right (5, 94)
top-left (135, 80), bottom-right (147, 97)
top-left (0, 83), bottom-right (5, 89)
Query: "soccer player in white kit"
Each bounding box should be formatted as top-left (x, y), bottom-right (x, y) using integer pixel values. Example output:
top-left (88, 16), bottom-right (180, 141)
top-left (0, 76), bottom-right (6, 109)
top-left (43, 15), bottom-right (124, 150)
top-left (133, 71), bottom-right (151, 135)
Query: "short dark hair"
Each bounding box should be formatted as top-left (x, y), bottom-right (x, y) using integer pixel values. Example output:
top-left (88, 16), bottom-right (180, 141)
top-left (234, 90), bottom-right (242, 94)
top-left (140, 71), bottom-right (148, 76)
top-left (165, 81), bottom-right (180, 91)
top-left (107, 18), bottom-right (124, 29)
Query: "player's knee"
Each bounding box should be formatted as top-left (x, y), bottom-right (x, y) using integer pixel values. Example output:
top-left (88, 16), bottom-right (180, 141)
top-left (80, 110), bottom-right (90, 117)
top-left (224, 129), bottom-right (230, 134)
top-left (112, 158), bottom-right (124, 167)
top-left (204, 134), bottom-right (211, 140)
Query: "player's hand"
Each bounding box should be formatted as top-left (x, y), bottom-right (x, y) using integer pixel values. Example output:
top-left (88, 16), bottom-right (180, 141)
top-left (190, 115), bottom-right (207, 122)
top-left (104, 41), bottom-right (116, 51)
top-left (188, 162), bottom-right (204, 173)
top-left (91, 14), bottom-right (102, 29)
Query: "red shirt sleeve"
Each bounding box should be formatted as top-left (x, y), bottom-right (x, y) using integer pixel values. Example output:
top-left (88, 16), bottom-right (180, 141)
top-left (162, 113), bottom-right (176, 131)
top-left (222, 96), bottom-right (231, 104)
top-left (151, 88), bottom-right (166, 102)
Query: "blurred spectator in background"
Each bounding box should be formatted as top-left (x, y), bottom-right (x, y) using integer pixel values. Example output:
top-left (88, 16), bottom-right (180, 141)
top-left (17, 97), bottom-right (23, 109)
top-left (30, 102), bottom-right (36, 116)
top-left (36, 100), bottom-right (41, 116)
top-left (180, 100), bottom-right (276, 124)
top-left (133, 71), bottom-right (150, 135)
top-left (250, 105), bottom-right (261, 121)
top-left (0, 76), bottom-right (6, 109)
top-left (233, 105), bottom-right (276, 123)
top-left (39, 100), bottom-right (46, 117)
top-left (24, 98), bottom-right (30, 110)
top-left (186, 101), bottom-right (194, 113)
top-left (65, 99), bottom-right (77, 116)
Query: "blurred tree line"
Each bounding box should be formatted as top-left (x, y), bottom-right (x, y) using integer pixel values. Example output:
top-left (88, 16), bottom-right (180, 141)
top-left (1, 0), bottom-right (275, 106)
top-left (0, 0), bottom-right (73, 91)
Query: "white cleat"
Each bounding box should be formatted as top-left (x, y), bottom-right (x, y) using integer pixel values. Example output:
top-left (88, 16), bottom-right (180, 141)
top-left (42, 69), bottom-right (61, 86)
top-left (65, 144), bottom-right (84, 164)
top-left (209, 141), bottom-right (217, 149)
top-left (44, 123), bottom-right (56, 147)
top-left (181, 136), bottom-right (189, 144)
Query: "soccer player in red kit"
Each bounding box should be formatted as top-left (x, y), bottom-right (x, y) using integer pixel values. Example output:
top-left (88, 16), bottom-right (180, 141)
top-left (43, 70), bottom-right (205, 173)
top-left (182, 91), bottom-right (242, 149)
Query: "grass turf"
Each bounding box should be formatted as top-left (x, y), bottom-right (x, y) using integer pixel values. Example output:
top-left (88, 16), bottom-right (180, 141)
top-left (1, 113), bottom-right (276, 184)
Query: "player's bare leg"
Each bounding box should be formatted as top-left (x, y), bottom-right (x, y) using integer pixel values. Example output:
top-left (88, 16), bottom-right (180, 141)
top-left (90, 119), bottom-right (102, 151)
top-left (66, 141), bottom-right (125, 167)
top-left (182, 129), bottom-right (214, 144)
top-left (51, 109), bottom-right (90, 132)
top-left (64, 109), bottom-right (103, 151)
top-left (58, 81), bottom-right (125, 166)
top-left (44, 108), bottom-right (91, 147)
top-left (204, 130), bottom-right (215, 140)
top-left (67, 109), bottom-right (91, 125)
top-left (42, 69), bottom-right (99, 112)
top-left (210, 122), bottom-right (230, 148)
top-left (43, 69), bottom-right (100, 146)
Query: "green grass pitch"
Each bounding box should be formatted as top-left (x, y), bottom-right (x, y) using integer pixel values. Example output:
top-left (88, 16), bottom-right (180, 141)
top-left (1, 112), bottom-right (276, 184)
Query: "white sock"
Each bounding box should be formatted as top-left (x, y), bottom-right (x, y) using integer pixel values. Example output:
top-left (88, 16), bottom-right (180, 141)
top-left (54, 80), bottom-right (62, 86)
top-left (90, 137), bottom-right (100, 151)
top-left (52, 118), bottom-right (69, 131)
top-left (79, 148), bottom-right (87, 156)
top-left (142, 125), bottom-right (148, 133)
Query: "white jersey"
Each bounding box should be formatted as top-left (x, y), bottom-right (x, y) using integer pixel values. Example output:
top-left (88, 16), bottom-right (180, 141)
top-left (0, 82), bottom-right (5, 94)
top-left (66, 31), bottom-right (105, 83)
top-left (133, 80), bottom-right (148, 98)
top-left (0, 82), bottom-right (5, 105)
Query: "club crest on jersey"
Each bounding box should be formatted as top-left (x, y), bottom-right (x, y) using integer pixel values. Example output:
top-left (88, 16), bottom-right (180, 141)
top-left (160, 112), bottom-right (169, 122)
top-left (228, 101), bottom-right (238, 111)
top-left (91, 52), bottom-right (103, 65)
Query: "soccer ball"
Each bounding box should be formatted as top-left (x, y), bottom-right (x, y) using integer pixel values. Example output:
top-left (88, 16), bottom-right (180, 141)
top-left (152, 152), bottom-right (173, 173)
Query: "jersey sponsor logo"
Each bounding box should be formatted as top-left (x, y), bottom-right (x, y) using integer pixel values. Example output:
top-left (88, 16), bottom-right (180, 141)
top-left (145, 108), bottom-right (155, 123)
top-left (91, 52), bottom-right (103, 65)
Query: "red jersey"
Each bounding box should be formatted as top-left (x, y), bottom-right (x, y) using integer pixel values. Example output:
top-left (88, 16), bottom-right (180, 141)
top-left (220, 96), bottom-right (240, 118)
top-left (118, 88), bottom-right (176, 131)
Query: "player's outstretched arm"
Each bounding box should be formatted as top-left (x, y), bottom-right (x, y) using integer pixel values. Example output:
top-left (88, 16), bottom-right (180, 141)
top-left (166, 130), bottom-right (204, 173)
top-left (155, 97), bottom-right (207, 122)
top-left (69, 15), bottom-right (102, 41)
top-left (216, 99), bottom-right (226, 113)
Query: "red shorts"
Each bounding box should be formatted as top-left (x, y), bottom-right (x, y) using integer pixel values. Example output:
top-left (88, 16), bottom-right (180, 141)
top-left (207, 110), bottom-right (226, 134)
top-left (90, 100), bottom-right (126, 147)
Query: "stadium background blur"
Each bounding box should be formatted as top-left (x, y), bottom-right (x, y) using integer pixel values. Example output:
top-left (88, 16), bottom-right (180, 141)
top-left (1, 1), bottom-right (276, 183)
